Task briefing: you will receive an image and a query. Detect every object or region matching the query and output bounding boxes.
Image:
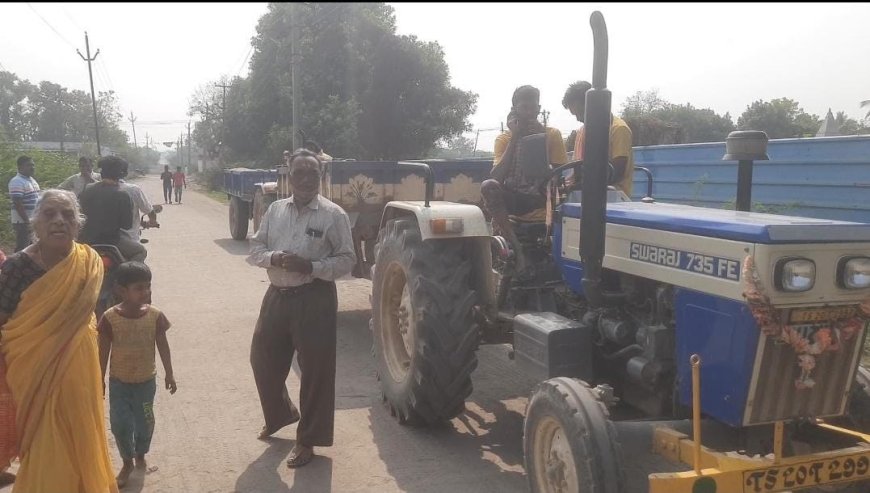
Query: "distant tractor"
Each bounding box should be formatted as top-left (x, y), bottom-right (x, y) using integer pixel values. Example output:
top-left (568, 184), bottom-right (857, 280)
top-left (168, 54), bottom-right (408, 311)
top-left (369, 11), bottom-right (870, 493)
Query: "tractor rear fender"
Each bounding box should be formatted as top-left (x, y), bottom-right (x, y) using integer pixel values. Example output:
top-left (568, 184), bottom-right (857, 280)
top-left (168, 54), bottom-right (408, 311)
top-left (379, 201), bottom-right (496, 309)
top-left (256, 181), bottom-right (278, 195)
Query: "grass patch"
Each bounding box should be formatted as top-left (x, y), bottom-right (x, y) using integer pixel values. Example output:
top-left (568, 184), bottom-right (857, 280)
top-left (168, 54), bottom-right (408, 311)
top-left (0, 142), bottom-right (81, 253)
top-left (195, 186), bottom-right (229, 205)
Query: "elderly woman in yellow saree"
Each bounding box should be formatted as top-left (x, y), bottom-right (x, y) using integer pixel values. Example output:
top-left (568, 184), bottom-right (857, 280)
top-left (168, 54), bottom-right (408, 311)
top-left (0, 189), bottom-right (118, 492)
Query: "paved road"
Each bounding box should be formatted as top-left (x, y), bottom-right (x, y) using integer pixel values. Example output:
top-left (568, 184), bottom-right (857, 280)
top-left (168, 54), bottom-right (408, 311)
top-left (102, 176), bottom-right (541, 492)
top-left (3, 175), bottom-right (685, 492)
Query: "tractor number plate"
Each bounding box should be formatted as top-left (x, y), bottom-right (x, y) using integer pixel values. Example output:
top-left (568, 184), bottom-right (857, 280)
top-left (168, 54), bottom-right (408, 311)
top-left (742, 452), bottom-right (870, 492)
top-left (789, 306), bottom-right (857, 324)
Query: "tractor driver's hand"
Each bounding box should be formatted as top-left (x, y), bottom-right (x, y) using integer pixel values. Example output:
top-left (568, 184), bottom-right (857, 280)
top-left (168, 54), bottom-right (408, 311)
top-left (507, 115), bottom-right (521, 135)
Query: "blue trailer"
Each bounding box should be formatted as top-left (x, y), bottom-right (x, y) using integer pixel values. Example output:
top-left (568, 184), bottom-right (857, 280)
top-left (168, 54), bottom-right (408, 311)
top-left (222, 167), bottom-right (278, 240)
top-left (630, 135), bottom-right (870, 223)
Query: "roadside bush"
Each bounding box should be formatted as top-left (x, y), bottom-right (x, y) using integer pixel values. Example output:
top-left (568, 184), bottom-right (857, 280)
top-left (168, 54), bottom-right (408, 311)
top-left (0, 143), bottom-right (79, 251)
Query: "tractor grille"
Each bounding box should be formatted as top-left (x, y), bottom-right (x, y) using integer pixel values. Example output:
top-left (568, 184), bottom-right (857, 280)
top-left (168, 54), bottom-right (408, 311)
top-left (744, 323), bottom-right (867, 426)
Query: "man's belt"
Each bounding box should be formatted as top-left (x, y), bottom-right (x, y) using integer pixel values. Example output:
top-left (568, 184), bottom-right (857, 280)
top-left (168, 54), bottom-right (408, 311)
top-left (271, 279), bottom-right (327, 296)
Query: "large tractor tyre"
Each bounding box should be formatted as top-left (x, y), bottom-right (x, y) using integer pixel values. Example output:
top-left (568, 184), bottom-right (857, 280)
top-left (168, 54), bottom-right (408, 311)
top-left (371, 218), bottom-right (479, 426)
top-left (252, 189), bottom-right (275, 234)
top-left (524, 377), bottom-right (626, 493)
top-left (229, 196), bottom-right (250, 240)
top-left (252, 189), bottom-right (265, 233)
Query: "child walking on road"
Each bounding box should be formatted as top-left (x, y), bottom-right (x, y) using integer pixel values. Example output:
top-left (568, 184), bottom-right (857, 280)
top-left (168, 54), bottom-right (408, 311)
top-left (172, 166), bottom-right (187, 204)
top-left (98, 261), bottom-right (177, 488)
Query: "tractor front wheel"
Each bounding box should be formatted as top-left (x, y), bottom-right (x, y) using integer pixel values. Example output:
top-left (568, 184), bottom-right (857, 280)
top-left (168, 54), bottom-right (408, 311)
top-left (524, 377), bottom-right (626, 493)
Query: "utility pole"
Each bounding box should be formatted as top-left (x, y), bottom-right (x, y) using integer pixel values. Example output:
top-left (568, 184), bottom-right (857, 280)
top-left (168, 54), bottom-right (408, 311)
top-left (214, 82), bottom-right (231, 163)
top-left (290, 3), bottom-right (301, 150)
top-left (76, 32), bottom-right (101, 156)
top-left (129, 111), bottom-right (138, 148)
top-left (187, 121), bottom-right (192, 169)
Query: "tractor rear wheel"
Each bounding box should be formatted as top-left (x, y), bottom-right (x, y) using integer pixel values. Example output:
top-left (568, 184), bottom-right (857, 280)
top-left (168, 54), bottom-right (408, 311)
top-left (371, 218), bottom-right (479, 426)
top-left (252, 189), bottom-right (266, 233)
top-left (524, 377), bottom-right (626, 493)
top-left (229, 196), bottom-right (249, 240)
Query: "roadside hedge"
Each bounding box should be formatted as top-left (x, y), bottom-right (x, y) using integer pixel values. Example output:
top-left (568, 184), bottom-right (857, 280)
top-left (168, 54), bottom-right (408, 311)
top-left (0, 143), bottom-right (80, 252)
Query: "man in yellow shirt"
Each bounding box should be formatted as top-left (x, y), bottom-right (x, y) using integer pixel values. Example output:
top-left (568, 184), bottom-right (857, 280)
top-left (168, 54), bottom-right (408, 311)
top-left (562, 80), bottom-right (635, 196)
top-left (481, 85), bottom-right (567, 277)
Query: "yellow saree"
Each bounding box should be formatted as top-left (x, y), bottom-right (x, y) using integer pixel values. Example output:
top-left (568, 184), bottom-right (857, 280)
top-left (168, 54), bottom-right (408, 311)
top-left (1, 243), bottom-right (118, 493)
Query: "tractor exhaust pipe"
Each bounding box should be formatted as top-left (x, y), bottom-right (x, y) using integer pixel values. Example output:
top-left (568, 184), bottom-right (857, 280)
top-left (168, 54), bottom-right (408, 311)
top-left (580, 11), bottom-right (611, 308)
top-left (723, 130), bottom-right (769, 212)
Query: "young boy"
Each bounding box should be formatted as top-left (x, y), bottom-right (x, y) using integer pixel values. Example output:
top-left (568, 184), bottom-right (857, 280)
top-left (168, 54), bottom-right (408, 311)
top-left (98, 261), bottom-right (177, 488)
top-left (172, 166), bottom-right (187, 204)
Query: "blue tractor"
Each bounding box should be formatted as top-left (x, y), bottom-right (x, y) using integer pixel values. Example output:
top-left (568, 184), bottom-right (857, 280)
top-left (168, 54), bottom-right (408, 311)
top-left (369, 11), bottom-right (870, 492)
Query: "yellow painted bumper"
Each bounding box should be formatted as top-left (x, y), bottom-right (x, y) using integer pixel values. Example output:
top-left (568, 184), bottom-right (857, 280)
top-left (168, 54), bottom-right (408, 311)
top-left (649, 425), bottom-right (870, 493)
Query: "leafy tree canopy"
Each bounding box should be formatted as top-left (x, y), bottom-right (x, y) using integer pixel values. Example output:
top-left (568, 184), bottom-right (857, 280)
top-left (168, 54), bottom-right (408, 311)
top-left (192, 2), bottom-right (477, 165)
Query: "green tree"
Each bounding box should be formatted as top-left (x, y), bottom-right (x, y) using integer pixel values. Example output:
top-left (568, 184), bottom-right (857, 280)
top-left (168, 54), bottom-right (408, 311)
top-left (426, 134), bottom-right (493, 159)
top-left (620, 90), bottom-right (734, 145)
top-left (0, 71), bottom-right (36, 140)
top-left (737, 98), bottom-right (821, 139)
top-left (358, 34), bottom-right (476, 159)
top-left (199, 2), bottom-right (476, 165)
top-left (621, 89), bottom-right (669, 118)
top-left (653, 103), bottom-right (734, 143)
top-left (0, 70), bottom-right (132, 153)
top-left (835, 110), bottom-right (870, 135)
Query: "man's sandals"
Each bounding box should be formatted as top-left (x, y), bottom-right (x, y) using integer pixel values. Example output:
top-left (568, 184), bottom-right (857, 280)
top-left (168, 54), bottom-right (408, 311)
top-left (257, 406), bottom-right (301, 440)
top-left (286, 446), bottom-right (314, 468)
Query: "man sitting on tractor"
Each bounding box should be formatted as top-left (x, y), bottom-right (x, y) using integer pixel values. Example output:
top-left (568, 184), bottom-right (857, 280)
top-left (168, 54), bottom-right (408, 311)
top-left (562, 80), bottom-right (635, 195)
top-left (481, 85), bottom-right (568, 278)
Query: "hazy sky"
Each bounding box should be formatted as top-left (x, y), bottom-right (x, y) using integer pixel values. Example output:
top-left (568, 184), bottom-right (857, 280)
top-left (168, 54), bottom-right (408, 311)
top-left (2, 2), bottom-right (869, 153)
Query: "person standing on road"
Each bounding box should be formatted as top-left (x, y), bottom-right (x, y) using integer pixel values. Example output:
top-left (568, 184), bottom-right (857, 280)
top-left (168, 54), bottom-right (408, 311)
top-left (0, 189), bottom-right (119, 492)
top-left (98, 261), bottom-right (176, 488)
top-left (160, 165), bottom-right (173, 204)
top-left (8, 156), bottom-right (40, 252)
top-left (172, 166), bottom-right (187, 204)
top-left (246, 148), bottom-right (355, 468)
top-left (59, 156), bottom-right (101, 196)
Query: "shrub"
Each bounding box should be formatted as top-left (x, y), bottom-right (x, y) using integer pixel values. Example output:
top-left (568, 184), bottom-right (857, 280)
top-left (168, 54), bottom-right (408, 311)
top-left (0, 142), bottom-right (80, 251)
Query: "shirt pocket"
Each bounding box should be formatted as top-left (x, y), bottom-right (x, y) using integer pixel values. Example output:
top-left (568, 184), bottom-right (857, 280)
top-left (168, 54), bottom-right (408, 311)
top-left (300, 225), bottom-right (329, 258)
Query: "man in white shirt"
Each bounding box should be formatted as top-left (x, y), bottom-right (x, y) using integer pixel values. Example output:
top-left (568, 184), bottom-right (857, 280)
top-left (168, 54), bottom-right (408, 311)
top-left (119, 178), bottom-right (159, 261)
top-left (8, 156), bottom-right (40, 251)
top-left (246, 149), bottom-right (355, 468)
top-left (58, 157), bottom-right (101, 196)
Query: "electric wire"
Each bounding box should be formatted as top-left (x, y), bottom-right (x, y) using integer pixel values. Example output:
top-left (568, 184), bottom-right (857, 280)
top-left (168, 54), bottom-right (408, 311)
top-left (26, 3), bottom-right (78, 50)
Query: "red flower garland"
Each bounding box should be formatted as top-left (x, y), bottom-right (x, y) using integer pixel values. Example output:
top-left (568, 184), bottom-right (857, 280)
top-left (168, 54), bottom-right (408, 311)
top-left (742, 254), bottom-right (870, 390)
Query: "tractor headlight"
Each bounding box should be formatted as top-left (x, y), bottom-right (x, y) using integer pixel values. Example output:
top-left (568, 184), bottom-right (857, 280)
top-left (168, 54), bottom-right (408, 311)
top-left (838, 257), bottom-right (870, 289)
top-left (775, 258), bottom-right (815, 292)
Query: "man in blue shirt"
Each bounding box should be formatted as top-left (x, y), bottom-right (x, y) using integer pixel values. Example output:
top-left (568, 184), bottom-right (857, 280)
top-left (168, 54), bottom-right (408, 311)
top-left (8, 156), bottom-right (40, 252)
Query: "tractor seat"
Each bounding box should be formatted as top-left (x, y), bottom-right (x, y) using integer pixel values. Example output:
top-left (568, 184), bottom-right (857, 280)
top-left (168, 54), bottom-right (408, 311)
top-left (509, 209), bottom-right (548, 238)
